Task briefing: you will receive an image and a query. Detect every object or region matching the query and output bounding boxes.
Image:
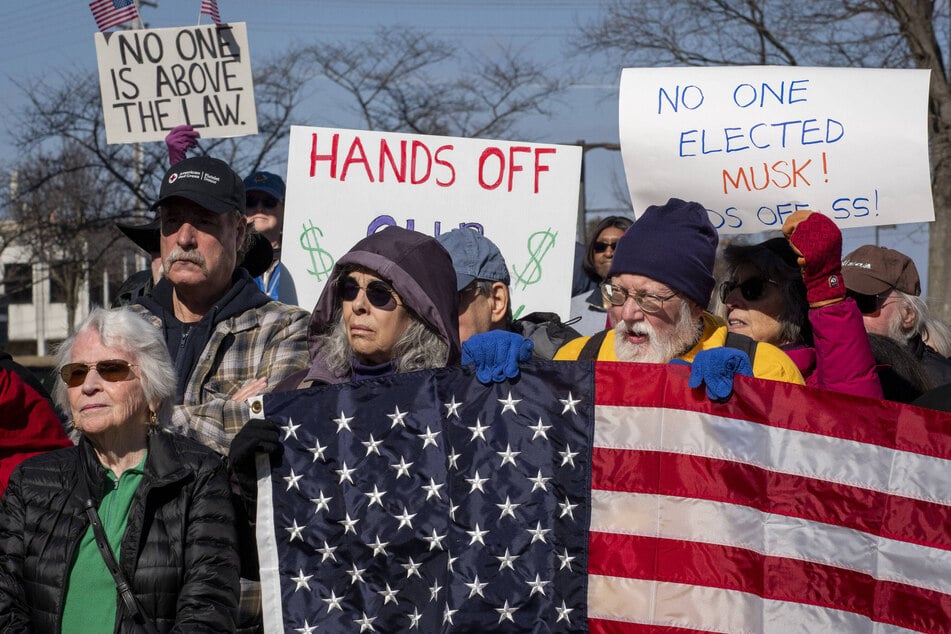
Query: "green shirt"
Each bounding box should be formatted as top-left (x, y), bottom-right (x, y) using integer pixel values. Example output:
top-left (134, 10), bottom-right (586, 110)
top-left (61, 453), bottom-right (146, 633)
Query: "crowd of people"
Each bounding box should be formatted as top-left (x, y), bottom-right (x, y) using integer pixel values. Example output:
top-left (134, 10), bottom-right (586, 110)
top-left (1, 128), bottom-right (950, 631)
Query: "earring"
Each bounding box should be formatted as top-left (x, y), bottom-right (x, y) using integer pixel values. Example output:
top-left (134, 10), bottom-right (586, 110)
top-left (149, 410), bottom-right (157, 427)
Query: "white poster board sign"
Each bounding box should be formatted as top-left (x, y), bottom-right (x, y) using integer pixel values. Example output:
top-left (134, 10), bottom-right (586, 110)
top-left (94, 23), bottom-right (257, 144)
top-left (619, 66), bottom-right (933, 233)
top-left (282, 126), bottom-right (582, 319)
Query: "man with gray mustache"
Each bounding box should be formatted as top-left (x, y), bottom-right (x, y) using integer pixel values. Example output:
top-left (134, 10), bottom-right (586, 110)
top-left (129, 156), bottom-right (309, 456)
top-left (555, 198), bottom-right (803, 391)
top-left (128, 156), bottom-right (309, 633)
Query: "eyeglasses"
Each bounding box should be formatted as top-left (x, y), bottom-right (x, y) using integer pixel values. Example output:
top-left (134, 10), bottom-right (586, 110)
top-left (246, 195), bottom-right (279, 209)
top-left (601, 282), bottom-right (678, 313)
top-left (593, 240), bottom-right (619, 254)
top-left (59, 359), bottom-right (137, 387)
top-left (847, 290), bottom-right (893, 315)
top-left (718, 277), bottom-right (777, 304)
top-left (338, 276), bottom-right (401, 311)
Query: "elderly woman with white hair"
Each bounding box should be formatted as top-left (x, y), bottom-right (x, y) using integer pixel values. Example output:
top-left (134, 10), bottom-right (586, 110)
top-left (0, 307), bottom-right (239, 633)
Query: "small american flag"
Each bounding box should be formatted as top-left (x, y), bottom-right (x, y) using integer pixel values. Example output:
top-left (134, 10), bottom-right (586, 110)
top-left (88, 0), bottom-right (139, 32)
top-left (256, 361), bottom-right (951, 632)
top-left (200, 0), bottom-right (222, 25)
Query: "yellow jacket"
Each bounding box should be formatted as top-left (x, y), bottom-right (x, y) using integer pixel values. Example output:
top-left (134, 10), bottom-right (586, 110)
top-left (554, 312), bottom-right (804, 385)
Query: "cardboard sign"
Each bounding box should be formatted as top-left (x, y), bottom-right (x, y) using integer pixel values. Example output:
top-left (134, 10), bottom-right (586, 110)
top-left (281, 126), bottom-right (582, 318)
top-left (94, 22), bottom-right (257, 144)
top-left (619, 66), bottom-right (933, 233)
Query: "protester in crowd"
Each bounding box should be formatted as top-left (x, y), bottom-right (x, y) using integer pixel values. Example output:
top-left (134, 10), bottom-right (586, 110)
top-left (570, 215), bottom-right (633, 335)
top-left (0, 307), bottom-right (239, 632)
top-left (228, 226), bottom-right (463, 505)
top-left (113, 218), bottom-right (273, 308)
top-left (717, 211), bottom-right (882, 398)
top-left (841, 244), bottom-right (951, 386)
top-left (128, 155), bottom-right (308, 632)
top-left (244, 171), bottom-right (297, 305)
top-left (436, 227), bottom-right (580, 359)
top-left (868, 332), bottom-right (933, 403)
top-left (555, 198), bottom-right (803, 398)
top-left (128, 155), bottom-right (309, 454)
top-left (165, 124), bottom-right (296, 305)
top-left (0, 352), bottom-right (71, 496)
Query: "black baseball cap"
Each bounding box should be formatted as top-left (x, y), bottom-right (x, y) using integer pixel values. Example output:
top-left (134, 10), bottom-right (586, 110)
top-left (150, 156), bottom-right (244, 214)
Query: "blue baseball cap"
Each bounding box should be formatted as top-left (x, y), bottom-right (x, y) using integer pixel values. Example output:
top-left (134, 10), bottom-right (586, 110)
top-left (243, 170), bottom-right (285, 202)
top-left (436, 228), bottom-right (511, 291)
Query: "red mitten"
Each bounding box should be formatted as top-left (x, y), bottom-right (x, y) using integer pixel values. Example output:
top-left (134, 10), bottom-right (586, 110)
top-left (165, 124), bottom-right (200, 165)
top-left (782, 210), bottom-right (845, 306)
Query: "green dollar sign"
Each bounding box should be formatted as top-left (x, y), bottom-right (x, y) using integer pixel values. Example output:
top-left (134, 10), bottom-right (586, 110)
top-left (299, 219), bottom-right (335, 281)
top-left (513, 228), bottom-right (557, 291)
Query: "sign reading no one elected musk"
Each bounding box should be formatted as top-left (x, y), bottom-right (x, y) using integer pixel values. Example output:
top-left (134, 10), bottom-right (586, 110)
top-left (94, 23), bottom-right (258, 144)
top-left (619, 66), bottom-right (933, 234)
top-left (282, 126), bottom-right (582, 318)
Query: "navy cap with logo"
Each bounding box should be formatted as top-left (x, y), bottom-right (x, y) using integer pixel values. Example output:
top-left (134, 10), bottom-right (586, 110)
top-left (244, 171), bottom-right (286, 203)
top-left (150, 156), bottom-right (244, 214)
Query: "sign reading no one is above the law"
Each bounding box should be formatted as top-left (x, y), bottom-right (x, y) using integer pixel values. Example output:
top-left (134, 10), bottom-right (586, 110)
top-left (94, 22), bottom-right (257, 144)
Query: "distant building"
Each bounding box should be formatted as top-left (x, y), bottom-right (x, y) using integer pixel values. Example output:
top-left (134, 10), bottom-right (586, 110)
top-left (1, 231), bottom-right (146, 357)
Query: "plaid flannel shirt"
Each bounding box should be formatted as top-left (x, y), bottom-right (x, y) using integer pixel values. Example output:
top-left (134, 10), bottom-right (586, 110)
top-left (129, 300), bottom-right (310, 455)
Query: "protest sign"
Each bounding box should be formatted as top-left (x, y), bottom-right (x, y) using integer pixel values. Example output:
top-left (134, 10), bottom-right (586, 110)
top-left (619, 66), bottom-right (933, 234)
top-left (281, 126), bottom-right (582, 318)
top-left (94, 22), bottom-right (257, 144)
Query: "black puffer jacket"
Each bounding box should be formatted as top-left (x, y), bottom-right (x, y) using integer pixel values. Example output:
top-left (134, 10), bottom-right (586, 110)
top-left (0, 430), bottom-right (239, 633)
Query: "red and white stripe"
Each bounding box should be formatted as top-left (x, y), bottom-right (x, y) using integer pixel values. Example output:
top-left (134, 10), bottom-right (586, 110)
top-left (200, 0), bottom-right (221, 25)
top-left (88, 0), bottom-right (139, 32)
top-left (588, 362), bottom-right (951, 633)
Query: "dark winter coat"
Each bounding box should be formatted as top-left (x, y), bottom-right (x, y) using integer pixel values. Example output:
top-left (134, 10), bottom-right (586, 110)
top-left (0, 430), bottom-right (239, 633)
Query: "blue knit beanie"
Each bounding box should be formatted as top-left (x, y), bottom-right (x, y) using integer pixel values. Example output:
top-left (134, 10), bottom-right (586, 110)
top-left (608, 198), bottom-right (719, 307)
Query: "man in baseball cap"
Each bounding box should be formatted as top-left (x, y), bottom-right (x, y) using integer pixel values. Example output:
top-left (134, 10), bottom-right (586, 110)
top-left (243, 170), bottom-right (296, 304)
top-left (842, 245), bottom-right (951, 385)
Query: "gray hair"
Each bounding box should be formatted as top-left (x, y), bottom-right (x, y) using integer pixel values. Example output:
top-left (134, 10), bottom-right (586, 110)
top-left (317, 307), bottom-right (448, 378)
top-left (53, 307), bottom-right (176, 424)
top-left (465, 279), bottom-right (513, 329)
top-left (889, 290), bottom-right (923, 341)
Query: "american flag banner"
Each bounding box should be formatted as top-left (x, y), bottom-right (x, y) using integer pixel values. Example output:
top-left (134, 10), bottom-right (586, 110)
top-left (88, 0), bottom-right (139, 32)
top-left (255, 361), bottom-right (951, 633)
top-left (199, 0), bottom-right (222, 25)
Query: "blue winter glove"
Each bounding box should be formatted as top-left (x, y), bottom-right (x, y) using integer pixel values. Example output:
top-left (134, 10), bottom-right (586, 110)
top-left (462, 330), bottom-right (534, 384)
top-left (670, 347), bottom-right (753, 401)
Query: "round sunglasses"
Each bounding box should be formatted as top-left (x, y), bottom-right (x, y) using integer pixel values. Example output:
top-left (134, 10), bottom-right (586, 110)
top-left (59, 359), bottom-right (137, 387)
top-left (719, 277), bottom-right (777, 303)
top-left (338, 276), bottom-right (401, 311)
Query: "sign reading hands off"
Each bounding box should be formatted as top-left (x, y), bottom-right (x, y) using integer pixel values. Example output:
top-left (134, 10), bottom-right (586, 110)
top-left (281, 126), bottom-right (581, 318)
top-left (619, 67), bottom-right (933, 233)
top-left (94, 23), bottom-right (257, 144)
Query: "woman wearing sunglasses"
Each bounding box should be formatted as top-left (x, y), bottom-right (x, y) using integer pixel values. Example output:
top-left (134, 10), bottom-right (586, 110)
top-left (570, 215), bottom-right (633, 335)
top-left (228, 226), bottom-right (462, 480)
top-left (718, 211), bottom-right (882, 398)
top-left (0, 307), bottom-right (239, 632)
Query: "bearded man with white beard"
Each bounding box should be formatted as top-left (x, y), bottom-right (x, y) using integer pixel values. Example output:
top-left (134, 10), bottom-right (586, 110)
top-left (556, 198), bottom-right (803, 389)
